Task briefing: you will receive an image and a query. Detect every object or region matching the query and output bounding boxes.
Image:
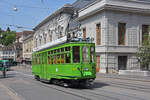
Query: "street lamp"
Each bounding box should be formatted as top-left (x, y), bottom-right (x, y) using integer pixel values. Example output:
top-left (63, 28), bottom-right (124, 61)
top-left (13, 5), bottom-right (18, 11)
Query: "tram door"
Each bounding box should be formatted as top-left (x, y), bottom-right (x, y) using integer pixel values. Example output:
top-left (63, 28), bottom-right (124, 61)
top-left (41, 53), bottom-right (47, 79)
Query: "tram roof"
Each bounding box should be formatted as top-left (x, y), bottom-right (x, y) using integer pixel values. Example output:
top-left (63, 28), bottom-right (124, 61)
top-left (33, 36), bottom-right (94, 53)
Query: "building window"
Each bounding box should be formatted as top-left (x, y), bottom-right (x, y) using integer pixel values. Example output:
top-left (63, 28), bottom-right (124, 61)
top-left (44, 37), bottom-right (46, 44)
top-left (118, 23), bottom-right (126, 45)
top-left (36, 39), bottom-right (37, 48)
top-left (39, 39), bottom-right (41, 46)
top-left (83, 28), bottom-right (86, 38)
top-left (59, 32), bottom-right (62, 38)
top-left (142, 25), bottom-right (149, 43)
top-left (96, 24), bottom-right (101, 45)
top-left (118, 56), bottom-right (127, 70)
top-left (49, 34), bottom-right (52, 42)
top-left (96, 56), bottom-right (100, 72)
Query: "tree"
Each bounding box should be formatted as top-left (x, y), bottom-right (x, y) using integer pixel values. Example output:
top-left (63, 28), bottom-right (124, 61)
top-left (0, 28), bottom-right (4, 33)
top-left (6, 27), bottom-right (11, 32)
top-left (0, 31), bottom-right (16, 46)
top-left (136, 35), bottom-right (150, 71)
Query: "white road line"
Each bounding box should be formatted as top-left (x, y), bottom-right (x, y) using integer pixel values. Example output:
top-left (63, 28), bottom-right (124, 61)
top-left (0, 82), bottom-right (22, 100)
top-left (13, 71), bottom-right (34, 78)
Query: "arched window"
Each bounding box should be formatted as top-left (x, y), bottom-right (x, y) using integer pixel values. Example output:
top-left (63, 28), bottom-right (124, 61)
top-left (49, 33), bottom-right (52, 42)
top-left (44, 34), bottom-right (47, 44)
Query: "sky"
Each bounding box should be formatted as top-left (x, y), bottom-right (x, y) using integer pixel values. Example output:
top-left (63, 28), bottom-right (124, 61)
top-left (0, 0), bottom-right (75, 32)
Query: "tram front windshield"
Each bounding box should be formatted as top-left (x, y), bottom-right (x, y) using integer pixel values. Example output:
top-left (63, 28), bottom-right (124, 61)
top-left (90, 46), bottom-right (95, 62)
top-left (82, 46), bottom-right (88, 63)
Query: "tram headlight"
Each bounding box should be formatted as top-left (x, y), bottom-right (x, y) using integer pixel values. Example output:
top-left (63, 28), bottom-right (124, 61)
top-left (85, 67), bottom-right (89, 71)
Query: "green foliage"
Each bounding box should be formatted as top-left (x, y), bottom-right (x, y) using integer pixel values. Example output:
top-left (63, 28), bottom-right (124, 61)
top-left (0, 31), bottom-right (16, 46)
top-left (136, 35), bottom-right (150, 70)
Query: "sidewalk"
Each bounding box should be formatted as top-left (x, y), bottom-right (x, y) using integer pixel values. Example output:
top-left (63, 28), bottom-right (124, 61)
top-left (96, 73), bottom-right (150, 82)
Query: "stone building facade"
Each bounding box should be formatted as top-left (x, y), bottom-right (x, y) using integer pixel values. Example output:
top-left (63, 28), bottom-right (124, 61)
top-left (33, 0), bottom-right (150, 74)
top-left (22, 31), bottom-right (34, 64)
top-left (33, 5), bottom-right (74, 51)
top-left (78, 0), bottom-right (150, 73)
top-left (0, 45), bottom-right (16, 61)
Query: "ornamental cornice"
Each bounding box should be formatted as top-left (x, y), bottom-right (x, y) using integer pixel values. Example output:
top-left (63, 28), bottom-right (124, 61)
top-left (78, 4), bottom-right (150, 21)
top-left (33, 6), bottom-right (74, 31)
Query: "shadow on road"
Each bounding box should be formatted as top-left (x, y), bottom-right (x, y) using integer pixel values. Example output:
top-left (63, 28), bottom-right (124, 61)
top-left (0, 73), bottom-right (16, 79)
top-left (70, 81), bottom-right (109, 90)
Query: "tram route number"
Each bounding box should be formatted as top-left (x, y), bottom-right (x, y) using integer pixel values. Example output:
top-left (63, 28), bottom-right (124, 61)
top-left (83, 72), bottom-right (92, 76)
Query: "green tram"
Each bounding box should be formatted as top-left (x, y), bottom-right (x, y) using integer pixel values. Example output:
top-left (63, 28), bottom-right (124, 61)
top-left (32, 40), bottom-right (96, 87)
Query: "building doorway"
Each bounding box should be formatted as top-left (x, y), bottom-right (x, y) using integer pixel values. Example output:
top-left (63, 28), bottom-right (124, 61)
top-left (96, 56), bottom-right (100, 72)
top-left (118, 56), bottom-right (127, 70)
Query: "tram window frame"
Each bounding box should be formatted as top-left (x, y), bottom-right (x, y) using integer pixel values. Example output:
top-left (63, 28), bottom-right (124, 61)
top-left (73, 46), bottom-right (80, 63)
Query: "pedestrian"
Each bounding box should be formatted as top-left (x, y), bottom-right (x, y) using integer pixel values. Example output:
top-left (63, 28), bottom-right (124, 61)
top-left (2, 62), bottom-right (7, 78)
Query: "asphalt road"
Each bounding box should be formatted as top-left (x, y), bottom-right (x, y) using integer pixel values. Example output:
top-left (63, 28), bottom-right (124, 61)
top-left (0, 68), bottom-right (150, 100)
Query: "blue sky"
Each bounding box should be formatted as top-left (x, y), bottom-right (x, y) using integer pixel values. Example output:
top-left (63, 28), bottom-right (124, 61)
top-left (0, 0), bottom-right (75, 32)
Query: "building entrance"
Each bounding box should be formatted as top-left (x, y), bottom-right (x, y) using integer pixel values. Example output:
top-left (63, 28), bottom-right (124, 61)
top-left (118, 56), bottom-right (127, 70)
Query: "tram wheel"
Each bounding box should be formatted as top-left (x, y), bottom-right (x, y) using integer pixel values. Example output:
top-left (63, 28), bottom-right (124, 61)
top-left (34, 75), bottom-right (40, 81)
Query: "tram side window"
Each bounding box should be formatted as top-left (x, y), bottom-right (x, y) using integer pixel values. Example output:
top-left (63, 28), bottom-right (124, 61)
top-left (57, 49), bottom-right (60, 53)
top-left (57, 55), bottom-right (60, 64)
top-left (73, 46), bottom-right (80, 63)
top-left (61, 48), bottom-right (64, 52)
top-left (48, 56), bottom-right (51, 64)
top-left (54, 56), bottom-right (56, 64)
top-left (38, 57), bottom-right (40, 64)
top-left (42, 57), bottom-right (44, 64)
top-left (65, 47), bottom-right (70, 51)
top-left (82, 46), bottom-right (89, 62)
top-left (54, 50), bottom-right (56, 54)
top-left (65, 53), bottom-right (71, 63)
top-left (51, 51), bottom-right (53, 54)
top-left (48, 51), bottom-right (51, 55)
top-left (61, 54), bottom-right (64, 64)
top-left (51, 56), bottom-right (53, 64)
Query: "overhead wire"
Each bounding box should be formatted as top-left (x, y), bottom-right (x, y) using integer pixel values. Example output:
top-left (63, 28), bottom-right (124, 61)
top-left (0, 23), bottom-right (33, 30)
top-left (0, 0), bottom-right (52, 10)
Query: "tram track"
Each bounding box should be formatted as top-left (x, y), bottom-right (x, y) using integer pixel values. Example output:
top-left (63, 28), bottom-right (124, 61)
top-left (97, 75), bottom-right (150, 82)
top-left (18, 73), bottom-right (122, 100)
top-left (96, 79), bottom-right (150, 93)
top-left (12, 71), bottom-right (150, 100)
top-left (31, 79), bottom-right (148, 100)
top-left (71, 88), bottom-right (147, 100)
